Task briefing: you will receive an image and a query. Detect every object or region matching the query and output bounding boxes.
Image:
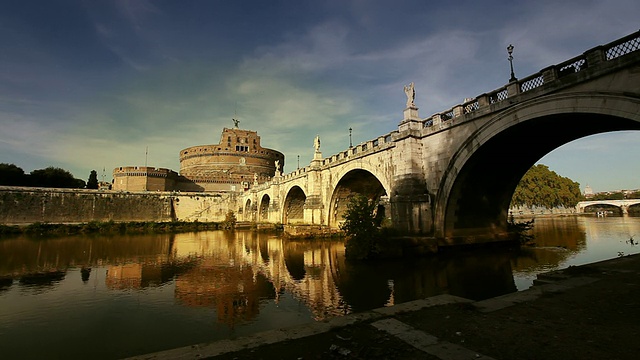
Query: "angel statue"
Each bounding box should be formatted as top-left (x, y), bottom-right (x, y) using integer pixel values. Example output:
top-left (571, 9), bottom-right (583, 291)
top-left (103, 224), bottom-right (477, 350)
top-left (275, 160), bottom-right (281, 175)
top-left (314, 135), bottom-right (321, 153)
top-left (403, 82), bottom-right (415, 108)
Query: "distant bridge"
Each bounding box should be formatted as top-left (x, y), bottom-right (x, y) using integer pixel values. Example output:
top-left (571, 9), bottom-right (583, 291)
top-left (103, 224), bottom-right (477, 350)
top-left (577, 200), bottom-right (640, 214)
top-left (240, 31), bottom-right (640, 243)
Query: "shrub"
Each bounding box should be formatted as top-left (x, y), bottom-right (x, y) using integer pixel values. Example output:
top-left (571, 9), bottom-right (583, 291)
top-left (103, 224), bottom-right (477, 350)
top-left (340, 194), bottom-right (380, 260)
top-left (222, 210), bottom-right (237, 230)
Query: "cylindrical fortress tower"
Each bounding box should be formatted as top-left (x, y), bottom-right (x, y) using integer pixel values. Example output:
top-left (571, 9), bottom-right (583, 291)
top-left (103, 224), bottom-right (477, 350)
top-left (178, 127), bottom-right (284, 192)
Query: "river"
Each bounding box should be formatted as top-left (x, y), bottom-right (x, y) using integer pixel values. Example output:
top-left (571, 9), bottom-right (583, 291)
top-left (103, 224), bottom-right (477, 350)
top-left (1, 215), bottom-right (639, 359)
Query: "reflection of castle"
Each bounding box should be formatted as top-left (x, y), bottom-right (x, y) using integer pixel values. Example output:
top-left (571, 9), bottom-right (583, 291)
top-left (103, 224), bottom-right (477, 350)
top-left (112, 123), bottom-right (284, 192)
top-left (170, 232), bottom-right (347, 323)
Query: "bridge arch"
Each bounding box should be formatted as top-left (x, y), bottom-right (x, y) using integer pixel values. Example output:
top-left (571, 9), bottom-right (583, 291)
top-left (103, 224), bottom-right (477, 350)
top-left (244, 198), bottom-right (253, 221)
top-left (283, 185), bottom-right (307, 224)
top-left (583, 203), bottom-right (623, 215)
top-left (328, 169), bottom-right (388, 228)
top-left (435, 92), bottom-right (640, 238)
top-left (259, 194), bottom-right (271, 222)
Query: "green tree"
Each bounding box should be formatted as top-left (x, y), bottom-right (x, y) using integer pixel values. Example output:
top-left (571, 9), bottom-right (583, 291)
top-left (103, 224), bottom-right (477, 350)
top-left (511, 164), bottom-right (583, 208)
top-left (340, 194), bottom-right (380, 260)
top-left (87, 170), bottom-right (99, 189)
top-left (29, 167), bottom-right (85, 189)
top-left (222, 210), bottom-right (237, 229)
top-left (0, 163), bottom-right (26, 185)
top-left (628, 191), bottom-right (640, 199)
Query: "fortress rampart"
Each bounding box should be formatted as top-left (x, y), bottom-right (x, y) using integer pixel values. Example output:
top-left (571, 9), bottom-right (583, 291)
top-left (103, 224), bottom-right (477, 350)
top-left (113, 125), bottom-right (284, 193)
top-left (0, 186), bottom-right (236, 224)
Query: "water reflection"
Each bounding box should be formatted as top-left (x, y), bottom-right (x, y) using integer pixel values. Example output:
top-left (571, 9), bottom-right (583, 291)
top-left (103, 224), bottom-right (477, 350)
top-left (2, 216), bottom-right (640, 359)
top-left (0, 230), bottom-right (520, 325)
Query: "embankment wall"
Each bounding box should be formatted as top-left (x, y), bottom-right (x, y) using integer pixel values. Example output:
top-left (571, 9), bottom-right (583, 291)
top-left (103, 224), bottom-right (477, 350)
top-left (0, 187), bottom-right (236, 224)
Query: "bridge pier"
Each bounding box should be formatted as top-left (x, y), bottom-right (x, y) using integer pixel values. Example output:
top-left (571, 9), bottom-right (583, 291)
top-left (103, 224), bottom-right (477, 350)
top-left (390, 176), bottom-right (432, 234)
top-left (303, 195), bottom-right (324, 225)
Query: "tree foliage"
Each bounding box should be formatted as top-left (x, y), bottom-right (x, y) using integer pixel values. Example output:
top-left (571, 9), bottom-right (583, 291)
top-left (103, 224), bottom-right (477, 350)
top-left (0, 164), bottom-right (86, 189)
top-left (0, 163), bottom-right (26, 185)
top-left (87, 170), bottom-right (99, 189)
top-left (340, 194), bottom-right (380, 260)
top-left (589, 191), bottom-right (635, 200)
top-left (511, 164), bottom-right (583, 208)
top-left (222, 210), bottom-right (237, 230)
top-left (29, 167), bottom-right (85, 188)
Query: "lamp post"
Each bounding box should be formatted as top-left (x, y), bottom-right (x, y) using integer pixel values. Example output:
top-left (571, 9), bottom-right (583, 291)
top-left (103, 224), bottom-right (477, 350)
top-left (349, 127), bottom-right (353, 148)
top-left (507, 44), bottom-right (517, 82)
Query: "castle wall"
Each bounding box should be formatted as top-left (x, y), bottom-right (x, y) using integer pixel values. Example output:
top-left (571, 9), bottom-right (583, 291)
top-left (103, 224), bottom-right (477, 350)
top-left (178, 127), bottom-right (284, 189)
top-left (0, 187), bottom-right (237, 224)
top-left (112, 167), bottom-right (178, 192)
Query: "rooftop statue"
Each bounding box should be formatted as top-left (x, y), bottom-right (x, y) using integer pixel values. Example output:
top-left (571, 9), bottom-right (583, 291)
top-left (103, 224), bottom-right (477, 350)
top-left (404, 82), bottom-right (415, 108)
top-left (314, 135), bottom-right (321, 153)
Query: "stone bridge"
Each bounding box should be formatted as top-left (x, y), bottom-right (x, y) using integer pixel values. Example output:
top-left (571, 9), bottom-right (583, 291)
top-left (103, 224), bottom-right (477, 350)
top-left (240, 31), bottom-right (640, 242)
top-left (577, 200), bottom-right (640, 214)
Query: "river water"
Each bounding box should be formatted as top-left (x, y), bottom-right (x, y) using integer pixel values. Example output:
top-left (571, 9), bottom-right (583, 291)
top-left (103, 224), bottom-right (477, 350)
top-left (1, 215), bottom-right (639, 359)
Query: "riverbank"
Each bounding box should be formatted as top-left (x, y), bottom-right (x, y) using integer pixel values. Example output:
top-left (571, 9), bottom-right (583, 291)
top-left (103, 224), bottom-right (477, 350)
top-left (0, 220), bottom-right (227, 237)
top-left (130, 253), bottom-right (640, 360)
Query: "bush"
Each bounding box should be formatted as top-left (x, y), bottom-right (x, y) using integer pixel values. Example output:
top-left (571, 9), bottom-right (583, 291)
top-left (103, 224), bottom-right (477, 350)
top-left (340, 194), bottom-right (380, 260)
top-left (222, 210), bottom-right (237, 230)
top-left (508, 215), bottom-right (535, 245)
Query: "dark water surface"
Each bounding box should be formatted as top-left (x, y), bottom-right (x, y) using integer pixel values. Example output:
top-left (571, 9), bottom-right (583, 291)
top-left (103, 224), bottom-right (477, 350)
top-left (1, 215), bottom-right (639, 359)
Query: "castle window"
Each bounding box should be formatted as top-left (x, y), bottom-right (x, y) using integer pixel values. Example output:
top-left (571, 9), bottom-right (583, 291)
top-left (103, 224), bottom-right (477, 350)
top-left (228, 136), bottom-right (231, 142)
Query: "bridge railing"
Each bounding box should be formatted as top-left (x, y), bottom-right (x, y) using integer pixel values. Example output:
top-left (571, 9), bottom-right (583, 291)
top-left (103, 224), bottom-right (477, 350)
top-left (422, 30), bottom-right (640, 129)
top-left (256, 129), bottom-right (401, 185)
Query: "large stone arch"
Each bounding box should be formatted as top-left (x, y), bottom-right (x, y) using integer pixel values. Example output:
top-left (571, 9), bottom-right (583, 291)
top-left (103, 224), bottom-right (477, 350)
top-left (629, 203), bottom-right (640, 214)
top-left (434, 92), bottom-right (640, 238)
top-left (259, 194), bottom-right (271, 222)
top-left (283, 185), bottom-right (307, 224)
top-left (330, 160), bottom-right (392, 195)
top-left (328, 169), bottom-right (388, 228)
top-left (244, 198), bottom-right (253, 221)
top-left (583, 203), bottom-right (623, 215)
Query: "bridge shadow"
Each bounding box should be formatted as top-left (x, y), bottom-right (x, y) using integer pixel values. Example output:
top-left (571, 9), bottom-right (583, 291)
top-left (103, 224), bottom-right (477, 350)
top-left (443, 112), bottom-right (640, 239)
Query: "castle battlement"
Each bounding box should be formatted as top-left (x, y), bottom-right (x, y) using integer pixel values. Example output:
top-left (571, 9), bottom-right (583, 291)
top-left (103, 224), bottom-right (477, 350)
top-left (113, 124), bottom-right (284, 193)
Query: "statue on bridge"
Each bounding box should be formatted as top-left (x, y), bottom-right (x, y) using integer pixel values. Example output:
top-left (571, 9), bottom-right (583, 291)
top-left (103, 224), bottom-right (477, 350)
top-left (404, 82), bottom-right (415, 108)
top-left (275, 160), bottom-right (281, 176)
top-left (314, 135), bottom-right (321, 153)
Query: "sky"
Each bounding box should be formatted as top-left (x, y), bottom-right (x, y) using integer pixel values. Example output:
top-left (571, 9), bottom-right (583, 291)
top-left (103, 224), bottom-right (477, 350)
top-left (1, 0), bottom-right (638, 193)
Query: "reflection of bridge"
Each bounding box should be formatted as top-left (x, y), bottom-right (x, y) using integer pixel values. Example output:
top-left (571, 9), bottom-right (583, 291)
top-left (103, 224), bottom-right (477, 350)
top-left (240, 31), bottom-right (640, 242)
top-left (577, 200), bottom-right (640, 214)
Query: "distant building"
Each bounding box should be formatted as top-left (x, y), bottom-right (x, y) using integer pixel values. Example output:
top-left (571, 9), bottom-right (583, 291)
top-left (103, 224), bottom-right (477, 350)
top-left (584, 185), bottom-right (594, 198)
top-left (113, 124), bottom-right (284, 193)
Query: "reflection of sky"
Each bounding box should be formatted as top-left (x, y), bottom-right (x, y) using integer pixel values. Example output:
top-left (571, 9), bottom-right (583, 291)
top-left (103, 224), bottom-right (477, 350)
top-left (512, 216), bottom-right (640, 290)
top-left (3, 219), bottom-right (639, 357)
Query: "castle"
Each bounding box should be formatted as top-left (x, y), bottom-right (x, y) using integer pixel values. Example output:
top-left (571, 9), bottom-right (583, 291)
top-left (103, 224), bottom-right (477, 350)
top-left (112, 121), bottom-right (284, 193)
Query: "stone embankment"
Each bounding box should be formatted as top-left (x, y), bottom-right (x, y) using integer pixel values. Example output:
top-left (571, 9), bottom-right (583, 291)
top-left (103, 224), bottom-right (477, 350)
top-left (0, 186), bottom-right (235, 224)
top-left (128, 253), bottom-right (640, 360)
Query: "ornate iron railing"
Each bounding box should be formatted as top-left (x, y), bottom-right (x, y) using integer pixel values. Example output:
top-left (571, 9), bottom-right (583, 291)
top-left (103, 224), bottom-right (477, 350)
top-left (606, 32), bottom-right (640, 60)
top-left (520, 74), bottom-right (544, 92)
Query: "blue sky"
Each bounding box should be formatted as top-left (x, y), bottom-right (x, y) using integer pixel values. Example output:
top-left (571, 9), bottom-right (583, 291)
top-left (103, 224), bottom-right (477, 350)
top-left (1, 0), bottom-right (638, 193)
